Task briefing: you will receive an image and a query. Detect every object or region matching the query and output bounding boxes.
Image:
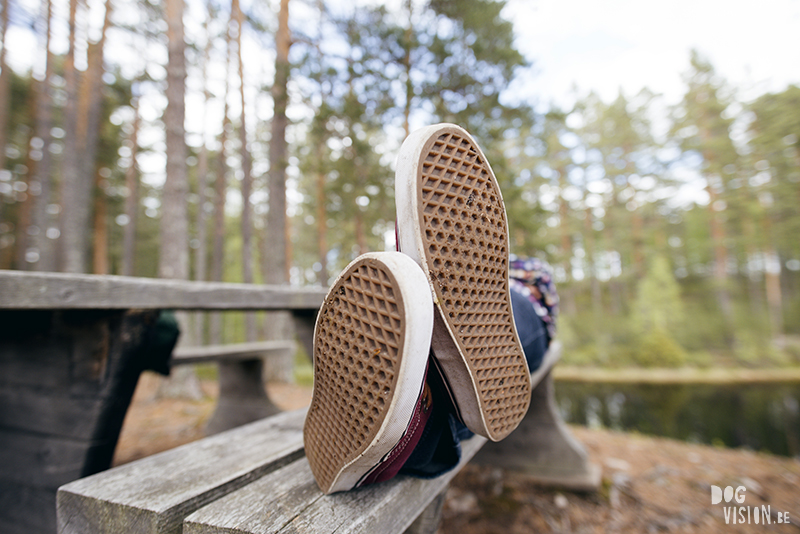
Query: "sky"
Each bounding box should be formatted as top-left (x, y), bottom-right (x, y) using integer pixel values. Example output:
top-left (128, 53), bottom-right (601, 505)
top-left (5, 0), bottom-right (799, 202)
top-left (504, 0), bottom-right (800, 109)
top-left (7, 0), bottom-right (800, 118)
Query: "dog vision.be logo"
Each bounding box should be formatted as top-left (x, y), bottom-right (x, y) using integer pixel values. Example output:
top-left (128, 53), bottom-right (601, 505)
top-left (711, 485), bottom-right (792, 526)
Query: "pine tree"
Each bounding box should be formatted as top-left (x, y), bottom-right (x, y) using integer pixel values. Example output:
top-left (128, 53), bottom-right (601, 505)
top-left (0, 0), bottom-right (10, 180)
top-left (160, 0), bottom-right (189, 281)
top-left (670, 50), bottom-right (739, 326)
top-left (747, 85), bottom-right (800, 338)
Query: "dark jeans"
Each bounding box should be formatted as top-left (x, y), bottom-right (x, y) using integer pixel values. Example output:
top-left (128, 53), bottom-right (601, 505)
top-left (401, 286), bottom-right (550, 478)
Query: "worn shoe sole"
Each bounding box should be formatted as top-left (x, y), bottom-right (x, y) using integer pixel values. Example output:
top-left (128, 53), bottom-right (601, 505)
top-left (303, 252), bottom-right (433, 494)
top-left (395, 123), bottom-right (531, 442)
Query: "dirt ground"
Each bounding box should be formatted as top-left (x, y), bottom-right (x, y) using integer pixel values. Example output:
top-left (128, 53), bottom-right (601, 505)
top-left (115, 372), bottom-right (800, 534)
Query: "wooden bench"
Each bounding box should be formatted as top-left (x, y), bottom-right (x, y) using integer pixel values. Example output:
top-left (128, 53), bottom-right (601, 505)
top-left (0, 270), bottom-right (326, 534)
top-left (56, 342), bottom-right (600, 534)
top-left (0, 269), bottom-right (599, 534)
top-left (171, 340), bottom-right (297, 434)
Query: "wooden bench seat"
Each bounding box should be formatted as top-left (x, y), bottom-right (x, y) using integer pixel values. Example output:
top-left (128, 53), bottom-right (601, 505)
top-left (56, 342), bottom-right (599, 534)
top-left (57, 408), bottom-right (487, 534)
top-left (57, 409), bottom-right (307, 534)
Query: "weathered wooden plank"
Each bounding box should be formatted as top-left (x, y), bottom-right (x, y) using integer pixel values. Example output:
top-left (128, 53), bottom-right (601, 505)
top-left (57, 408), bottom-right (307, 534)
top-left (183, 435), bottom-right (487, 534)
top-left (0, 270), bottom-right (327, 310)
top-left (171, 341), bottom-right (295, 365)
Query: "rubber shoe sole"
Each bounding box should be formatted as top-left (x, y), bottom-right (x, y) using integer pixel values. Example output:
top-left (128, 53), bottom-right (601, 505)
top-left (303, 252), bottom-right (433, 494)
top-left (395, 123), bottom-right (531, 442)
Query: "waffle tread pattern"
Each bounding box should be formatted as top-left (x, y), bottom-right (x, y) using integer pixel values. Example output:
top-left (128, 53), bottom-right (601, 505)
top-left (417, 129), bottom-right (530, 439)
top-left (304, 259), bottom-right (406, 491)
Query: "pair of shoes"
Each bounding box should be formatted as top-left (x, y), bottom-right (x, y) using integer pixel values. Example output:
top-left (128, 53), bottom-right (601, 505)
top-left (303, 124), bottom-right (531, 494)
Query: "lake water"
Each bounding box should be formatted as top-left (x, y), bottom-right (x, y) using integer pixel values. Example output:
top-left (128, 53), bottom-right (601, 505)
top-left (555, 380), bottom-right (800, 457)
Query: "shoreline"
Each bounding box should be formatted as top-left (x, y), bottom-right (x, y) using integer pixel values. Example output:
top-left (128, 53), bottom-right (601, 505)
top-left (554, 366), bottom-right (800, 384)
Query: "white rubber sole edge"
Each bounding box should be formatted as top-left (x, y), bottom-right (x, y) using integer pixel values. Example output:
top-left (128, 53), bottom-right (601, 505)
top-left (395, 123), bottom-right (528, 442)
top-left (317, 251), bottom-right (433, 494)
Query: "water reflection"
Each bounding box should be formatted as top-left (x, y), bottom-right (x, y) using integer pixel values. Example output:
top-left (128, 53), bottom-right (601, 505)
top-left (556, 381), bottom-right (800, 457)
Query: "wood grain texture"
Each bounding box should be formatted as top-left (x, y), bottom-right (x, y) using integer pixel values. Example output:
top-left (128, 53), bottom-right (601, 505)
top-left (57, 408), bottom-right (307, 534)
top-left (0, 270), bottom-right (327, 310)
top-left (183, 435), bottom-right (487, 534)
top-left (172, 341), bottom-right (295, 365)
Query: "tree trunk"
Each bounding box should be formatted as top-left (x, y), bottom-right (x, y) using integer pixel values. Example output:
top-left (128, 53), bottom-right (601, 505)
top-left (76, 0), bottom-right (112, 205)
top-left (31, 0), bottom-right (55, 272)
top-left (266, 0), bottom-right (291, 284)
top-left (57, 0), bottom-right (112, 273)
top-left (558, 165), bottom-right (575, 315)
top-left (263, 0), bottom-right (294, 383)
top-left (92, 170), bottom-right (108, 274)
top-left (742, 216), bottom-right (763, 316)
top-left (0, 0), bottom-right (10, 178)
top-left (160, 0), bottom-right (189, 281)
top-left (121, 97), bottom-right (140, 276)
top-left (585, 206), bottom-right (602, 317)
top-left (210, 5), bottom-right (234, 345)
top-left (706, 181), bottom-right (733, 322)
top-left (315, 143), bottom-right (328, 285)
top-left (15, 133), bottom-right (36, 268)
top-left (159, 0), bottom-right (202, 400)
top-left (193, 5), bottom-right (213, 345)
top-left (402, 0), bottom-right (413, 137)
top-left (763, 215), bottom-right (784, 338)
top-left (58, 0), bottom-right (81, 272)
top-left (355, 209), bottom-right (366, 256)
top-left (235, 0), bottom-right (256, 341)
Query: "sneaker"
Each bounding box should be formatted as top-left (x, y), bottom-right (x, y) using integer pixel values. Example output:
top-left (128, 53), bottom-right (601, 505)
top-left (304, 251), bottom-right (434, 493)
top-left (395, 123), bottom-right (531, 442)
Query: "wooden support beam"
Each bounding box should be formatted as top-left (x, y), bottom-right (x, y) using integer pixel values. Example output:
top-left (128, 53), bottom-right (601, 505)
top-left (171, 341), bottom-right (295, 365)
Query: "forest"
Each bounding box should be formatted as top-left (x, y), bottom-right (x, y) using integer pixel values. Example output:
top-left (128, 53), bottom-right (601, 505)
top-left (0, 0), bottom-right (798, 368)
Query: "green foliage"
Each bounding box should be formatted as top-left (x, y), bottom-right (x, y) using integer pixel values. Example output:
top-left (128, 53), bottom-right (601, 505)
top-left (631, 328), bottom-right (688, 368)
top-left (2, 6), bottom-right (800, 374)
top-left (631, 255), bottom-right (685, 334)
